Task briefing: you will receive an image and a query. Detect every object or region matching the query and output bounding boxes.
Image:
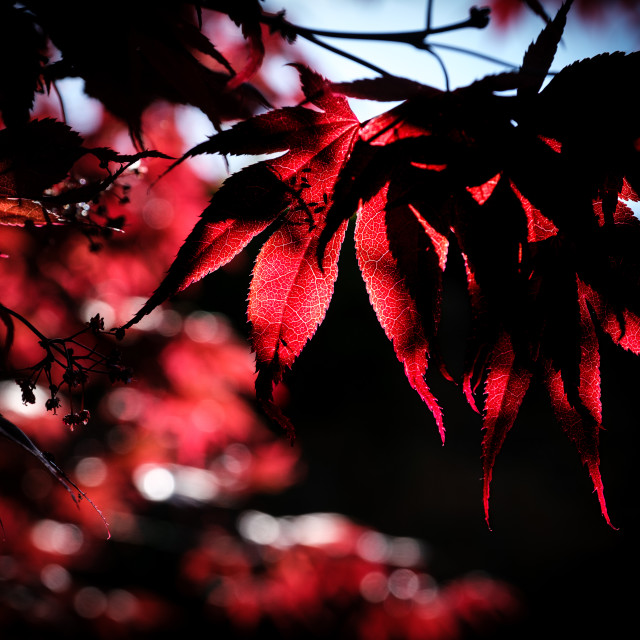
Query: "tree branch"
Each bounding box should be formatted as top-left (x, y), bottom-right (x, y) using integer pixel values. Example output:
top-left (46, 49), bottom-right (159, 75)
top-left (263, 6), bottom-right (490, 45)
top-left (262, 6), bottom-right (500, 87)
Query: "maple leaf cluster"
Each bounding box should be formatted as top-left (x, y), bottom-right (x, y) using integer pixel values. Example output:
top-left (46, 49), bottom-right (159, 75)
top-left (0, 0), bottom-right (637, 537)
top-left (125, 3), bottom-right (640, 526)
top-left (0, 103), bottom-right (517, 640)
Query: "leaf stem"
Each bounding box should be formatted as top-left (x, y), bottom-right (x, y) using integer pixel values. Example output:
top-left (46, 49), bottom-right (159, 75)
top-left (301, 32), bottom-right (393, 77)
top-left (428, 42), bottom-right (522, 70)
top-left (419, 44), bottom-right (451, 91)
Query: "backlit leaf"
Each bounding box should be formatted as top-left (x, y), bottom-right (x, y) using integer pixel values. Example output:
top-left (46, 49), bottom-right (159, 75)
top-left (481, 332), bottom-right (532, 528)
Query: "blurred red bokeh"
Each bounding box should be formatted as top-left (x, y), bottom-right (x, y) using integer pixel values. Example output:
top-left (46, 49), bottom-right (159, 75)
top-left (488, 0), bottom-right (640, 28)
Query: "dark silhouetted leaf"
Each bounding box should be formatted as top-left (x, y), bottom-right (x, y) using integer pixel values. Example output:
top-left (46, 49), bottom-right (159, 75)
top-left (0, 413), bottom-right (109, 535)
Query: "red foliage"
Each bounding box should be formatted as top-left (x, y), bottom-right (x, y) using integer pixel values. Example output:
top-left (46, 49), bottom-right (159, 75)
top-left (126, 4), bottom-right (640, 526)
top-left (0, 1), bottom-right (638, 635)
top-left (488, 0), bottom-right (640, 28)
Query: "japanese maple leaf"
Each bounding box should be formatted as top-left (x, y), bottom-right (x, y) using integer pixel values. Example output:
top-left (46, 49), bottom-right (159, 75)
top-left (129, 66), bottom-right (454, 443)
top-left (126, 65), bottom-right (360, 436)
top-left (212, 0), bottom-right (266, 89)
top-left (353, 163), bottom-right (449, 443)
top-left (462, 1), bottom-right (639, 526)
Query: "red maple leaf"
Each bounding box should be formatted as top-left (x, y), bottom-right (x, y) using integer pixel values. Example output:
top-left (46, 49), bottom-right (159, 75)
top-left (126, 65), bottom-right (360, 438)
top-left (354, 169), bottom-right (446, 443)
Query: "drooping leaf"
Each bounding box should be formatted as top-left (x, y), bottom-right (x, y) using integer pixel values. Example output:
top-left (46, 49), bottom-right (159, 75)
top-left (522, 0), bottom-right (553, 23)
top-left (530, 50), bottom-right (640, 206)
top-left (215, 0), bottom-right (266, 89)
top-left (583, 281), bottom-right (640, 355)
top-left (355, 175), bottom-right (445, 442)
top-left (481, 332), bottom-right (532, 528)
top-left (0, 119), bottom-right (85, 198)
top-left (0, 123), bottom-right (170, 226)
top-left (455, 176), bottom-right (530, 340)
top-left (250, 205), bottom-right (349, 440)
top-left (330, 76), bottom-right (441, 102)
top-left (0, 197), bottom-right (60, 227)
top-left (0, 4), bottom-right (47, 127)
top-left (0, 413), bottom-right (110, 536)
top-left (125, 165), bottom-right (287, 327)
top-left (509, 180), bottom-right (558, 242)
top-left (543, 282), bottom-right (612, 527)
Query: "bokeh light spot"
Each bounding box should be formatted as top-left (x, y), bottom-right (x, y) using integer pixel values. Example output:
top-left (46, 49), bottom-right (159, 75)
top-left (237, 510), bottom-right (280, 545)
top-left (360, 571), bottom-right (389, 603)
top-left (134, 465), bottom-right (176, 501)
top-left (143, 197), bottom-right (175, 229)
top-left (106, 388), bottom-right (144, 422)
top-left (387, 536), bottom-right (423, 567)
top-left (75, 456), bottom-right (108, 487)
top-left (31, 520), bottom-right (84, 555)
top-left (387, 568), bottom-right (420, 600)
top-left (41, 564), bottom-right (72, 593)
top-left (356, 530), bottom-right (389, 563)
top-left (184, 311), bottom-right (230, 343)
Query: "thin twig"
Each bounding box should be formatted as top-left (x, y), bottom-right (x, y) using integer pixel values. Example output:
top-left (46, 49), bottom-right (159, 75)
top-left (302, 32), bottom-right (392, 77)
top-left (428, 42), bottom-right (522, 70)
top-left (51, 81), bottom-right (67, 124)
top-left (419, 44), bottom-right (451, 91)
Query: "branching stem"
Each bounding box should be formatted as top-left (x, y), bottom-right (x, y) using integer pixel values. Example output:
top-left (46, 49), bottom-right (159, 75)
top-left (429, 42), bottom-right (521, 70)
top-left (263, 7), bottom-right (489, 44)
top-left (0, 303), bottom-right (131, 420)
top-left (261, 6), bottom-right (531, 88)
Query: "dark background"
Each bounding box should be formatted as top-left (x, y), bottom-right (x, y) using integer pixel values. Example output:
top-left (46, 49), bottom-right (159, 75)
top-left (215, 226), bottom-right (640, 639)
